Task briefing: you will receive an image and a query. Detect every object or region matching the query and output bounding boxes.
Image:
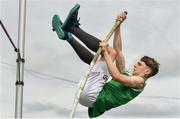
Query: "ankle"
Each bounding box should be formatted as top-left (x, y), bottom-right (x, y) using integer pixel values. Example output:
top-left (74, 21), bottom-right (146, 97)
top-left (69, 26), bottom-right (76, 33)
top-left (67, 32), bottom-right (73, 42)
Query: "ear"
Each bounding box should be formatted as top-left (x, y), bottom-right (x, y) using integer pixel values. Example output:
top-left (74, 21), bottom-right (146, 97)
top-left (144, 68), bottom-right (151, 75)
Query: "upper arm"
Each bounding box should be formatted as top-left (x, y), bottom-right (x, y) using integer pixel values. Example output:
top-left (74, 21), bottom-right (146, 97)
top-left (115, 51), bottom-right (126, 73)
top-left (114, 75), bottom-right (145, 89)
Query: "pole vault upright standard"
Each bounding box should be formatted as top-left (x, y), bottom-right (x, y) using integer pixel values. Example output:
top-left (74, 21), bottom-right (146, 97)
top-left (69, 11), bottom-right (127, 118)
top-left (15, 0), bottom-right (26, 118)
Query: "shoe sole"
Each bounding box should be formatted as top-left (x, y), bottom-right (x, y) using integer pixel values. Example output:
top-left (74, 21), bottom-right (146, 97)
top-left (62, 4), bottom-right (80, 30)
top-left (52, 14), bottom-right (65, 39)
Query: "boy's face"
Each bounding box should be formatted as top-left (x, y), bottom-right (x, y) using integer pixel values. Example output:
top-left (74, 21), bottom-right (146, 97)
top-left (132, 60), bottom-right (151, 76)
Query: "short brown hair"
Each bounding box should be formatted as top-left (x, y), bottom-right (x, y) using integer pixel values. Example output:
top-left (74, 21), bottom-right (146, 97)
top-left (141, 56), bottom-right (160, 78)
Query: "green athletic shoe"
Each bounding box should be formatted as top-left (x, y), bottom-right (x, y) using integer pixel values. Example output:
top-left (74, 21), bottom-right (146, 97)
top-left (62, 4), bottom-right (80, 31)
top-left (52, 14), bottom-right (73, 41)
top-left (52, 14), bottom-right (65, 39)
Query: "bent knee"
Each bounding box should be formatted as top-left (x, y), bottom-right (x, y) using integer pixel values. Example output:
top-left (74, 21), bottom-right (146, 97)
top-left (79, 91), bottom-right (94, 107)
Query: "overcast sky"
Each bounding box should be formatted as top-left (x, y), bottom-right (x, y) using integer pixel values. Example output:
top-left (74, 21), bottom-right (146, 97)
top-left (0, 0), bottom-right (180, 118)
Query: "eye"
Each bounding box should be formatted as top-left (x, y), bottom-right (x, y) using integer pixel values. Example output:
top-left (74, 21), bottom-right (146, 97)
top-left (138, 62), bottom-right (141, 66)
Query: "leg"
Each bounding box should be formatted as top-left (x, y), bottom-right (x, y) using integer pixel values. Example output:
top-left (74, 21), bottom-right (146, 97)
top-left (61, 4), bottom-right (101, 52)
top-left (79, 61), bottom-right (109, 107)
top-left (69, 37), bottom-right (94, 65)
top-left (69, 27), bottom-right (101, 53)
top-left (52, 14), bottom-right (94, 65)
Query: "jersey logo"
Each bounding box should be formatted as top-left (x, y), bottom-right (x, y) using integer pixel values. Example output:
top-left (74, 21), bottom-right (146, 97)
top-left (103, 75), bottom-right (109, 81)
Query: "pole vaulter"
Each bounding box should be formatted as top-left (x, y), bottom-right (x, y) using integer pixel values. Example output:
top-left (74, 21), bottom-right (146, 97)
top-left (52, 3), bottom-right (159, 118)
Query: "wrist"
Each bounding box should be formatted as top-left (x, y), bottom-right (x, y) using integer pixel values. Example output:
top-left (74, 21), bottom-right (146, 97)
top-left (115, 20), bottom-right (121, 26)
top-left (101, 50), bottom-right (108, 57)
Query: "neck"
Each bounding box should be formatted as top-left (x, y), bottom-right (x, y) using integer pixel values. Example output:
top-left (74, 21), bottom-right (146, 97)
top-left (138, 73), bottom-right (147, 81)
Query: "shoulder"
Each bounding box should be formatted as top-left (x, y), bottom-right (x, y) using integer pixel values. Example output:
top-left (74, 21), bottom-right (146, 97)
top-left (130, 76), bottom-right (145, 89)
top-left (131, 76), bottom-right (144, 82)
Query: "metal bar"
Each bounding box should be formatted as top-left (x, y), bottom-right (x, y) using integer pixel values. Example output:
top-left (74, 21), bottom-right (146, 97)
top-left (0, 20), bottom-right (17, 51)
top-left (15, 0), bottom-right (26, 118)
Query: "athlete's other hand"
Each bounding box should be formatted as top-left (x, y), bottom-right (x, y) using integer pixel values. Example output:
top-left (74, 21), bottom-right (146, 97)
top-left (116, 12), bottom-right (127, 23)
top-left (99, 42), bottom-right (109, 52)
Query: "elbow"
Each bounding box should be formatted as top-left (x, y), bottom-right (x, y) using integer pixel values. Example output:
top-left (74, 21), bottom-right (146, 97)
top-left (118, 51), bottom-right (123, 55)
top-left (114, 49), bottom-right (123, 57)
top-left (114, 45), bottom-right (122, 53)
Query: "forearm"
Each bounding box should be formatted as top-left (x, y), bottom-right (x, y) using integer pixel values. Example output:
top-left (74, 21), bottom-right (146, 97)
top-left (103, 51), bottom-right (122, 80)
top-left (113, 25), bottom-right (126, 72)
top-left (113, 25), bottom-right (122, 52)
top-left (116, 52), bottom-right (126, 72)
top-left (113, 11), bottom-right (127, 52)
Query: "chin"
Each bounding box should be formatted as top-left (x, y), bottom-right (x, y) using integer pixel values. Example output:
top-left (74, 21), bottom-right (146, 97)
top-left (132, 72), bottom-right (138, 76)
top-left (132, 72), bottom-right (136, 75)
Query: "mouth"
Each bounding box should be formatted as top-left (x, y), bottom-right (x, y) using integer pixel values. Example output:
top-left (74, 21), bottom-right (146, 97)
top-left (133, 68), bottom-right (136, 73)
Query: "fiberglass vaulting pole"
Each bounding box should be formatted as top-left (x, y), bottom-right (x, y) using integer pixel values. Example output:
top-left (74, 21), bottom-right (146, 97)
top-left (15, 0), bottom-right (26, 118)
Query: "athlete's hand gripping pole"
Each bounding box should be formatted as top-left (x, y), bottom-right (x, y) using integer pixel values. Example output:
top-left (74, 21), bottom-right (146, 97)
top-left (69, 11), bottom-right (127, 118)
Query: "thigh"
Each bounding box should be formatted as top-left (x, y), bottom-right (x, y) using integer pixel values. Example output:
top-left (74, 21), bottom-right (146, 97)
top-left (79, 74), bottom-right (106, 107)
